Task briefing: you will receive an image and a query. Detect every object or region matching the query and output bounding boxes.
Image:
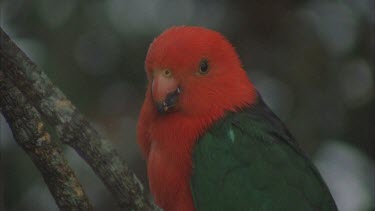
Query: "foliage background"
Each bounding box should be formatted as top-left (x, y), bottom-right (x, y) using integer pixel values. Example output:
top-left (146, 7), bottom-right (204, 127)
top-left (1, 0), bottom-right (374, 210)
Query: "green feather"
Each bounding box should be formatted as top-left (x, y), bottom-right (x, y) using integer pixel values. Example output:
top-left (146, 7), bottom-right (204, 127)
top-left (191, 96), bottom-right (337, 211)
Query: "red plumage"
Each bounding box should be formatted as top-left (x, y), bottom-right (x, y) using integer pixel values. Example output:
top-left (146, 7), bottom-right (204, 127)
top-left (137, 26), bottom-right (256, 210)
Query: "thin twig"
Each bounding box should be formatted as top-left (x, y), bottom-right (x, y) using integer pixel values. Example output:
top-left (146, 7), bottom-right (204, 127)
top-left (0, 73), bottom-right (93, 211)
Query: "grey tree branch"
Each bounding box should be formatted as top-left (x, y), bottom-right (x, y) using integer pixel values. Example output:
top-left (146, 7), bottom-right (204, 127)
top-left (0, 73), bottom-right (93, 211)
top-left (0, 27), bottom-right (155, 210)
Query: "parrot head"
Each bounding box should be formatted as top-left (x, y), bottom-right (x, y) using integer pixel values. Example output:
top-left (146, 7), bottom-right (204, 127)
top-left (145, 26), bottom-right (256, 118)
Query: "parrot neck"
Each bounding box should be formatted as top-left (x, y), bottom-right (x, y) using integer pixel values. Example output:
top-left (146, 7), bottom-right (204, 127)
top-left (146, 76), bottom-right (257, 210)
top-left (147, 112), bottom-right (222, 210)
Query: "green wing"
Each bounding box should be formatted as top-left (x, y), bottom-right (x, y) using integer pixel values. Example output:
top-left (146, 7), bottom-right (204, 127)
top-left (191, 96), bottom-right (337, 211)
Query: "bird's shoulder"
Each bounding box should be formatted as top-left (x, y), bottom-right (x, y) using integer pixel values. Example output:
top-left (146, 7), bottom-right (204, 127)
top-left (191, 94), bottom-right (337, 211)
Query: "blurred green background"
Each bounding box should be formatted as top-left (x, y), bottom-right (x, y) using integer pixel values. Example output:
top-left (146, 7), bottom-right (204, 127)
top-left (0, 0), bottom-right (374, 210)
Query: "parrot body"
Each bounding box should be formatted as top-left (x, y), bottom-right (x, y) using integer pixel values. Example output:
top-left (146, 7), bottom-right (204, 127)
top-left (137, 26), bottom-right (337, 211)
top-left (191, 96), bottom-right (337, 210)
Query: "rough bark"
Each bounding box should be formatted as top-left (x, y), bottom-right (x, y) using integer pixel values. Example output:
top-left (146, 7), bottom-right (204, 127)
top-left (0, 27), bottom-right (155, 210)
top-left (0, 73), bottom-right (93, 211)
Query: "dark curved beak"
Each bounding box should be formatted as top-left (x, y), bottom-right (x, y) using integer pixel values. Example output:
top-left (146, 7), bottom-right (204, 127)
top-left (155, 87), bottom-right (181, 114)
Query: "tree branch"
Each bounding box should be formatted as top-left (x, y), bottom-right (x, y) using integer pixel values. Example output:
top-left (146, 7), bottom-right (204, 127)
top-left (0, 73), bottom-right (93, 210)
top-left (0, 28), bottom-right (155, 210)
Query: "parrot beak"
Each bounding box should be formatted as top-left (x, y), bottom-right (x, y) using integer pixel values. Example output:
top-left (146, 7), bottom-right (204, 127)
top-left (151, 70), bottom-right (181, 114)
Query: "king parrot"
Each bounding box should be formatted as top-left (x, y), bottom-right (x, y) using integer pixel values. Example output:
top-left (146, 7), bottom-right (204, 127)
top-left (137, 26), bottom-right (337, 211)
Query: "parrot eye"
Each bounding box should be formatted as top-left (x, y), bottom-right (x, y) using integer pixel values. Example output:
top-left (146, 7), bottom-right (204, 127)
top-left (162, 69), bottom-right (172, 78)
top-left (199, 59), bottom-right (209, 75)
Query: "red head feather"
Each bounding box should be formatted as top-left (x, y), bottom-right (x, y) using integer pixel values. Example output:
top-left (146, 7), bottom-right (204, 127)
top-left (137, 26), bottom-right (256, 210)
